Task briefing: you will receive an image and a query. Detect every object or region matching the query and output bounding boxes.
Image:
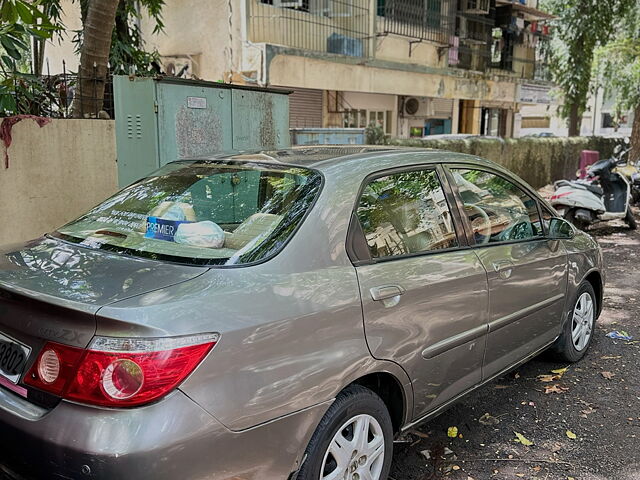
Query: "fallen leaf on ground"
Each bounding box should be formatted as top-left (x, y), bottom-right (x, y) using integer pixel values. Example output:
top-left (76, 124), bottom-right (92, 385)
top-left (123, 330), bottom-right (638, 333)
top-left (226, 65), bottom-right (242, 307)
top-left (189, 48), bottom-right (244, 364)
top-left (601, 371), bottom-right (615, 380)
top-left (478, 413), bottom-right (500, 425)
top-left (514, 431), bottom-right (534, 446)
top-left (538, 367), bottom-right (569, 382)
top-left (566, 430), bottom-right (577, 439)
top-left (601, 355), bottom-right (622, 359)
top-left (544, 384), bottom-right (569, 394)
top-left (447, 426), bottom-right (458, 438)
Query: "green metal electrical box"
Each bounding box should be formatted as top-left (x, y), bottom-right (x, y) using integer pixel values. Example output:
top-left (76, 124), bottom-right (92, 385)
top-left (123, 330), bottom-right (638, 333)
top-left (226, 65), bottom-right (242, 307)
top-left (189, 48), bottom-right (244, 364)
top-left (114, 75), bottom-right (290, 187)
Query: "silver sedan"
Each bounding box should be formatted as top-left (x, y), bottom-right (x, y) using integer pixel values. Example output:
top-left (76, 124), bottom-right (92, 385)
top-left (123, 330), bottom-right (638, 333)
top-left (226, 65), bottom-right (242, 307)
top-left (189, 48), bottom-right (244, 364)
top-left (0, 147), bottom-right (603, 480)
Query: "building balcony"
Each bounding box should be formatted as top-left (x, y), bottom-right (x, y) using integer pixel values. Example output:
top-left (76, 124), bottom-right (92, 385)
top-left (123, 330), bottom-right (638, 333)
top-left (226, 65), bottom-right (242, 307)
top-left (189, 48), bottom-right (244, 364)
top-left (248, 0), bottom-right (372, 57)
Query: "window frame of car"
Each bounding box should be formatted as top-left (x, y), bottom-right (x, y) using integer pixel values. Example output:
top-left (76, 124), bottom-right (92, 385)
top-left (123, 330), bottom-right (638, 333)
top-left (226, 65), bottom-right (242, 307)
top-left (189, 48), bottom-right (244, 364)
top-left (346, 163), bottom-right (471, 266)
top-left (441, 163), bottom-right (553, 248)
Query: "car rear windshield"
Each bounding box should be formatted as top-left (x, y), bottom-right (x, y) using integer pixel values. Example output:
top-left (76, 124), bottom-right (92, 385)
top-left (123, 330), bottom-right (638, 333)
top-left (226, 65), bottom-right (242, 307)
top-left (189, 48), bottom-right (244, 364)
top-left (55, 161), bottom-right (322, 266)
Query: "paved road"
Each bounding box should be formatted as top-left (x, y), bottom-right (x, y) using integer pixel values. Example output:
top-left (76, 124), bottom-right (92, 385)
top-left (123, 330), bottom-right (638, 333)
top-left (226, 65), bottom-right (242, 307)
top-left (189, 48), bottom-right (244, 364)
top-left (390, 212), bottom-right (640, 480)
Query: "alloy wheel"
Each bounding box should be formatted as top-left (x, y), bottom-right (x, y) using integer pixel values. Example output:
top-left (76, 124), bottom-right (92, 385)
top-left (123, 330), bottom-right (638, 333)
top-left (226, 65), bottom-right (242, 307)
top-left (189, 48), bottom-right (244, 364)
top-left (320, 414), bottom-right (385, 480)
top-left (571, 292), bottom-right (594, 351)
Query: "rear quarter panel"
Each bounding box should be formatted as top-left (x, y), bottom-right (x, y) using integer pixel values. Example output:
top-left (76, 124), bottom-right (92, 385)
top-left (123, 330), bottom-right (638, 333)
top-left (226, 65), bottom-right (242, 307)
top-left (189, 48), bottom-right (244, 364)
top-left (95, 171), bottom-right (413, 432)
top-left (562, 230), bottom-right (604, 316)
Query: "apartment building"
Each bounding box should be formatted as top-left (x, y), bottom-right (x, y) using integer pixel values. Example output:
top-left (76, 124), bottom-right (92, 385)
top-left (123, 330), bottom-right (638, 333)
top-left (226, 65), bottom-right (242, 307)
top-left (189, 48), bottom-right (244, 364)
top-left (46, 0), bottom-right (556, 139)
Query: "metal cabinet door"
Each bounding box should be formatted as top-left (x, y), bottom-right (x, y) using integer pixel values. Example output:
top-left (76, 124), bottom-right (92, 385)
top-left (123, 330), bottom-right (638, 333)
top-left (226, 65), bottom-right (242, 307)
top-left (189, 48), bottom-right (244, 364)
top-left (475, 240), bottom-right (567, 378)
top-left (156, 82), bottom-right (233, 165)
top-left (356, 251), bottom-right (488, 420)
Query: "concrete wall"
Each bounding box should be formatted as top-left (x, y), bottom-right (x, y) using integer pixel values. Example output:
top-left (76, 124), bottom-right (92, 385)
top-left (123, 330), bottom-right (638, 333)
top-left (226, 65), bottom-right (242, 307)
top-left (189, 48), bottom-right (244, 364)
top-left (139, 0), bottom-right (237, 82)
top-left (42, 0), bottom-right (82, 73)
top-left (0, 119), bottom-right (118, 246)
top-left (389, 136), bottom-right (624, 189)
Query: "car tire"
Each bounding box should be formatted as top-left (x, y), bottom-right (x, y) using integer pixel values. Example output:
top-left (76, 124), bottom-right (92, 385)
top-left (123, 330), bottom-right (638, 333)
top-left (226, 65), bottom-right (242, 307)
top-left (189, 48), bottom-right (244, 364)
top-left (625, 208), bottom-right (637, 230)
top-left (551, 281), bottom-right (597, 363)
top-left (296, 385), bottom-right (394, 480)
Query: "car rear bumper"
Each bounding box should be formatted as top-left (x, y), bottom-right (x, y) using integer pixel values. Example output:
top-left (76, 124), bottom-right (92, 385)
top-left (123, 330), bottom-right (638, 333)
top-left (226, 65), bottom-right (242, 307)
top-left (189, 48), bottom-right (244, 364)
top-left (0, 386), bottom-right (330, 480)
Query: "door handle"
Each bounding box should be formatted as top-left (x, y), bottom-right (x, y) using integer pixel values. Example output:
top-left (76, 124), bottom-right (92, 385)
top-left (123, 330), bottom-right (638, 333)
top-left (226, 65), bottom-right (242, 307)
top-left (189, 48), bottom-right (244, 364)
top-left (492, 260), bottom-right (514, 280)
top-left (370, 285), bottom-right (405, 302)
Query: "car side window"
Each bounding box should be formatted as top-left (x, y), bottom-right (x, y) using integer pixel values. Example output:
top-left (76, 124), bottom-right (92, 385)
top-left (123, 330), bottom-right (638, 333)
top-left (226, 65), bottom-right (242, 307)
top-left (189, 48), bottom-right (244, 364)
top-left (356, 169), bottom-right (458, 259)
top-left (450, 168), bottom-right (543, 245)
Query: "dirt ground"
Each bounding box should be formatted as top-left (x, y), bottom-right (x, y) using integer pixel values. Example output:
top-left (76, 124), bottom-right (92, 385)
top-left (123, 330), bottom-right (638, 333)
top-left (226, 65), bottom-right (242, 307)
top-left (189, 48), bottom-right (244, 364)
top-left (390, 209), bottom-right (640, 480)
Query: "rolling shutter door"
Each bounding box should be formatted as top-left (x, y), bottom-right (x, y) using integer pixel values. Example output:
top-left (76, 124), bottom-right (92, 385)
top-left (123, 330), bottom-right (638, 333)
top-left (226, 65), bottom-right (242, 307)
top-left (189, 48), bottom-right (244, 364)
top-left (432, 98), bottom-right (454, 117)
top-left (289, 88), bottom-right (323, 128)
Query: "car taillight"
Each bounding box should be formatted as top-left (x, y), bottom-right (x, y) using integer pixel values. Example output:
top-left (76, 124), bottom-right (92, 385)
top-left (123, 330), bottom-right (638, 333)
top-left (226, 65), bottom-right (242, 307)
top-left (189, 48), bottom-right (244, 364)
top-left (24, 333), bottom-right (218, 407)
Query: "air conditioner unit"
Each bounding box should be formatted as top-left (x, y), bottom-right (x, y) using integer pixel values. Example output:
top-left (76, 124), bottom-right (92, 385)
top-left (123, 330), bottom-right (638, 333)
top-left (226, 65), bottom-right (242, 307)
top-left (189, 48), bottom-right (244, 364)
top-left (463, 0), bottom-right (490, 14)
top-left (404, 97), bottom-right (434, 117)
top-left (161, 56), bottom-right (196, 78)
top-left (273, 0), bottom-right (305, 8)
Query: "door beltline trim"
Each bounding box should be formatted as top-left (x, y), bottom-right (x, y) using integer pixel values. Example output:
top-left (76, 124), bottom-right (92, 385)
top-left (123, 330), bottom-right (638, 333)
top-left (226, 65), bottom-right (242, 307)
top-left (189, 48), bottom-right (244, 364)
top-left (421, 324), bottom-right (488, 359)
top-left (488, 294), bottom-right (564, 333)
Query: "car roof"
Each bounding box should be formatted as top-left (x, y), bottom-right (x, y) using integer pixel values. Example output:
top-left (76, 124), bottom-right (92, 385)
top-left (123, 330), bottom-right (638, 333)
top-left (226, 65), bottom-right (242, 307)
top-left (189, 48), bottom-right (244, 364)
top-left (179, 145), bottom-right (497, 172)
top-left (174, 145), bottom-right (548, 206)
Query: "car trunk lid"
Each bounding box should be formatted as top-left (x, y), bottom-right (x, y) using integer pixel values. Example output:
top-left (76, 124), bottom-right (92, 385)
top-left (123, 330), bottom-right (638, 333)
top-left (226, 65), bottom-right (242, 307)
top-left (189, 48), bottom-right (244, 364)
top-left (0, 237), bottom-right (207, 396)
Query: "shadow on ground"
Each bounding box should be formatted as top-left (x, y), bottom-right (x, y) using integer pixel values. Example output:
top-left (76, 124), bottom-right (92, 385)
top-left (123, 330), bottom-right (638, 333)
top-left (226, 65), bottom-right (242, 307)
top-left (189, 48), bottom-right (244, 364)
top-left (390, 216), bottom-right (640, 480)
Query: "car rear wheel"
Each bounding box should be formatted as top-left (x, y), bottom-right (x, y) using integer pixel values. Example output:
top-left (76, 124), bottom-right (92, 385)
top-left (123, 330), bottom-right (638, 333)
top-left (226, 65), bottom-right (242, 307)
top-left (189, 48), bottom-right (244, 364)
top-left (551, 281), bottom-right (597, 362)
top-left (296, 385), bottom-right (393, 480)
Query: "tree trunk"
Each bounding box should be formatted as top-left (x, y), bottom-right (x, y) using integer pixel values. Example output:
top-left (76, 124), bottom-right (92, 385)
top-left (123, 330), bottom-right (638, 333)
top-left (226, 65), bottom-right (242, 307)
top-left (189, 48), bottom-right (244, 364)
top-left (631, 103), bottom-right (640, 161)
top-left (72, 0), bottom-right (119, 118)
top-left (32, 37), bottom-right (45, 75)
top-left (568, 102), bottom-right (581, 137)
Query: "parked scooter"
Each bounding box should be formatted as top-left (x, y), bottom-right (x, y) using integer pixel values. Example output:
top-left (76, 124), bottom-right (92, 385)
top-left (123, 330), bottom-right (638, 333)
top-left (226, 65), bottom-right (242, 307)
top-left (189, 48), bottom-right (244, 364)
top-left (613, 142), bottom-right (640, 205)
top-left (551, 157), bottom-right (637, 230)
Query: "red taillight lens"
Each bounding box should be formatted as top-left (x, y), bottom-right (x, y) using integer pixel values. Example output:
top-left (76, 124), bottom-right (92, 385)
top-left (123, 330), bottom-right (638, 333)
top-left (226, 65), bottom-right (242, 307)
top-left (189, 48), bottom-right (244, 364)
top-left (25, 342), bottom-right (84, 395)
top-left (24, 334), bottom-right (218, 407)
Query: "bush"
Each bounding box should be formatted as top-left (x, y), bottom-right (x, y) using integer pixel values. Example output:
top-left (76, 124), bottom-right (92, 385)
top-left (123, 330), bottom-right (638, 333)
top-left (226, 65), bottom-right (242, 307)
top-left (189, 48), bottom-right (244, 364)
top-left (387, 136), bottom-right (624, 188)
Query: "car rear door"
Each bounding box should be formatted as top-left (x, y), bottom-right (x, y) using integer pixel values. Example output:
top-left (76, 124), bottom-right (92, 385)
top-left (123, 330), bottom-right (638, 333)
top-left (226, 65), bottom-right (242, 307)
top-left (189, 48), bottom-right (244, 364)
top-left (444, 165), bottom-right (568, 379)
top-left (350, 165), bottom-right (489, 420)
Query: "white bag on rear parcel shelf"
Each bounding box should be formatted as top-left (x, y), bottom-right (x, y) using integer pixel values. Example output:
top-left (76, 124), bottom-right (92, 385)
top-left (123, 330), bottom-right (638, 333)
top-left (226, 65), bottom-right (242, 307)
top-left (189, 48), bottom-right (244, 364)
top-left (174, 221), bottom-right (225, 248)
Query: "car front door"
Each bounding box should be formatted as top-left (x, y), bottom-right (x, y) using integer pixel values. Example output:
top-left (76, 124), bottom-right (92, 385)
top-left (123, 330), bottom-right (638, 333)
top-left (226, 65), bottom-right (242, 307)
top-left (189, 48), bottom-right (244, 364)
top-left (446, 166), bottom-right (568, 379)
top-left (351, 166), bottom-right (489, 420)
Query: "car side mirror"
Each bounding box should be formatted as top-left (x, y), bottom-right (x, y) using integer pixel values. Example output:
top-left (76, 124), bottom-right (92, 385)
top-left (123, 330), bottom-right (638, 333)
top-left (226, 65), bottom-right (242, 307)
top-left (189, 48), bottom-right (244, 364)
top-left (548, 218), bottom-right (575, 239)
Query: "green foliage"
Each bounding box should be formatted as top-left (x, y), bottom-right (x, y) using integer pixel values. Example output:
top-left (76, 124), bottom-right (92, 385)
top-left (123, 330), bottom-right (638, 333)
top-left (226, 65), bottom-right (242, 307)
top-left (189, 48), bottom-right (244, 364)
top-left (365, 122), bottom-right (388, 145)
top-left (0, 0), bottom-right (60, 71)
top-left (593, 8), bottom-right (640, 114)
top-left (541, 0), bottom-right (635, 121)
top-left (74, 0), bottom-right (164, 75)
top-left (0, 72), bottom-right (71, 116)
top-left (0, 0), bottom-right (64, 115)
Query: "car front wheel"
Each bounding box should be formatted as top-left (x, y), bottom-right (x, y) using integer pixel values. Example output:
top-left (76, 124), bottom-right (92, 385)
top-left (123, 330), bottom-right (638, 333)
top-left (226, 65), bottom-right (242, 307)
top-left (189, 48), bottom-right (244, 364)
top-left (552, 281), bottom-right (597, 362)
top-left (296, 385), bottom-right (393, 480)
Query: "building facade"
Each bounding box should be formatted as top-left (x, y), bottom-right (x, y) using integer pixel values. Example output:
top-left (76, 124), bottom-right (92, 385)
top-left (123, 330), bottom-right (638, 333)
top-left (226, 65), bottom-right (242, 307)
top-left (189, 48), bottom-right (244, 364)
top-left (46, 0), bottom-right (556, 139)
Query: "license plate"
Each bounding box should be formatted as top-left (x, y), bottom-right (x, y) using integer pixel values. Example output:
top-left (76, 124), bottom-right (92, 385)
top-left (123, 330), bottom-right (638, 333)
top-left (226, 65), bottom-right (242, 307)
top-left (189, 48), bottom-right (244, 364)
top-left (0, 332), bottom-right (31, 384)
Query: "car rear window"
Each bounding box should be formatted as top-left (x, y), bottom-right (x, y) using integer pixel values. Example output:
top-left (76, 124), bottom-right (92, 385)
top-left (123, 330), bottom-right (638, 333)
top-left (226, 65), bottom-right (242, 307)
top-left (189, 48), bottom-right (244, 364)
top-left (54, 161), bottom-right (322, 266)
